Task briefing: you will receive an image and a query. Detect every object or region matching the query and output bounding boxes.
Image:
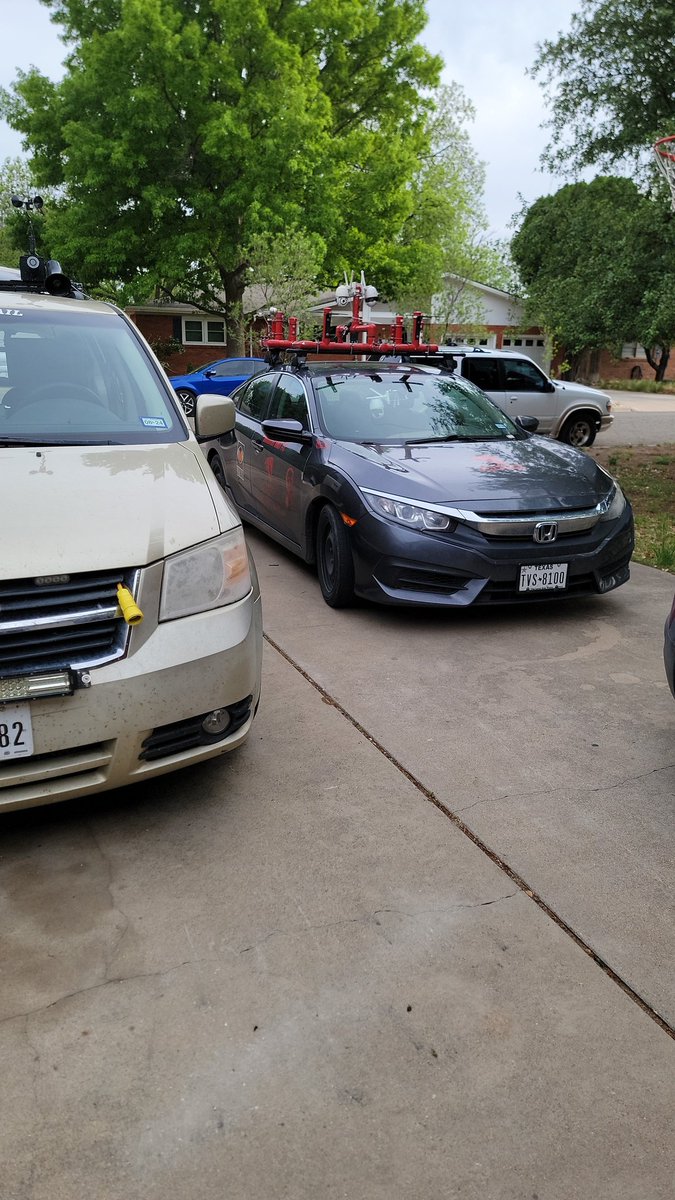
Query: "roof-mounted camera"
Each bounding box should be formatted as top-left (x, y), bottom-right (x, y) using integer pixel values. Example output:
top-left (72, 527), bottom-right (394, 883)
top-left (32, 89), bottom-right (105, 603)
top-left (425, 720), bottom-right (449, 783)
top-left (1, 195), bottom-right (84, 299)
top-left (19, 254), bottom-right (72, 296)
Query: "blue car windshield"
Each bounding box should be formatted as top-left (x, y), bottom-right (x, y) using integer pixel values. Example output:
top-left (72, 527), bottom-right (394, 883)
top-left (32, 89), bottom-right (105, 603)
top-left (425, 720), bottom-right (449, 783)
top-left (0, 309), bottom-right (185, 445)
top-left (314, 372), bottom-right (520, 442)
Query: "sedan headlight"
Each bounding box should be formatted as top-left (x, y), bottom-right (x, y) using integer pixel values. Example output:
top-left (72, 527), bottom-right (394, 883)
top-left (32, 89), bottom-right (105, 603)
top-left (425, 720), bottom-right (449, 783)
top-left (369, 494), bottom-right (455, 532)
top-left (160, 529), bottom-right (251, 621)
top-left (599, 484), bottom-right (626, 522)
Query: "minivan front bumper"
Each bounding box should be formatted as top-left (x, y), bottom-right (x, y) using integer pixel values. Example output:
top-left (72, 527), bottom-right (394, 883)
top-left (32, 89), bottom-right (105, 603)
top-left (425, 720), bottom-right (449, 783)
top-left (0, 576), bottom-right (262, 812)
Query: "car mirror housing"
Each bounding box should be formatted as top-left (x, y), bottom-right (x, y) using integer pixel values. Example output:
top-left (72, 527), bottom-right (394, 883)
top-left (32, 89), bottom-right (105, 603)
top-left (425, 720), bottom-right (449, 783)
top-left (194, 393), bottom-right (236, 439)
top-left (516, 414), bottom-right (539, 433)
top-left (261, 418), bottom-right (312, 444)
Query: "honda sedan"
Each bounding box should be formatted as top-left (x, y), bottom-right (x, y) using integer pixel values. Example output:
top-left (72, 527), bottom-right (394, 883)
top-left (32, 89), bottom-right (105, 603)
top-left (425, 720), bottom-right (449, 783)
top-left (204, 361), bottom-right (634, 608)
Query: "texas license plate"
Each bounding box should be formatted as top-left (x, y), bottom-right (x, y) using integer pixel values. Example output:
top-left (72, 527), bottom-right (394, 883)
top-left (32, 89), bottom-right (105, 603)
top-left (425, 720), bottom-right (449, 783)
top-left (0, 704), bottom-right (34, 759)
top-left (519, 563), bottom-right (568, 592)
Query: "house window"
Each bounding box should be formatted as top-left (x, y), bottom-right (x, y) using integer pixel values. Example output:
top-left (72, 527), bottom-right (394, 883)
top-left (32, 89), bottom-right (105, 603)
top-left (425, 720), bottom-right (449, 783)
top-left (621, 343), bottom-right (647, 360)
top-left (182, 317), bottom-right (225, 345)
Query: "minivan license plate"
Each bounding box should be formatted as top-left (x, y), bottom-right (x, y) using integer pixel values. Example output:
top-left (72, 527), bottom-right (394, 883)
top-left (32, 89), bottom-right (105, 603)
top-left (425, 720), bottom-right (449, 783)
top-left (519, 563), bottom-right (568, 592)
top-left (0, 704), bottom-right (34, 759)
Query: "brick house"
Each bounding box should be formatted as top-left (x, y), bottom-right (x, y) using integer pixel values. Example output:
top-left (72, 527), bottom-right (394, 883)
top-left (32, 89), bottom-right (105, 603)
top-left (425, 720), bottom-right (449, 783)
top-left (125, 280), bottom-right (675, 384)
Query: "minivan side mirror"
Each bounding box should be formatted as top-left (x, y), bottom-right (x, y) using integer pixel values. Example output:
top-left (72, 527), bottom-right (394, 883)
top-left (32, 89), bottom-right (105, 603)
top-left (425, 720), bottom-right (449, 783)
top-left (194, 393), bottom-right (236, 439)
top-left (516, 414), bottom-right (539, 433)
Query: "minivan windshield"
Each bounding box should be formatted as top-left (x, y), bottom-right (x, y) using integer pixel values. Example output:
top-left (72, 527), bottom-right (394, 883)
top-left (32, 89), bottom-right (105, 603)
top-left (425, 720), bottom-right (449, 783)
top-left (0, 307), bottom-right (185, 445)
top-left (314, 371), bottom-right (520, 442)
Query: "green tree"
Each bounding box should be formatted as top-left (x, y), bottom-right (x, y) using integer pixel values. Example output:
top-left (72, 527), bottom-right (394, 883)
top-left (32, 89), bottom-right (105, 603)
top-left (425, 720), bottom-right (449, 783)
top-left (0, 156), bottom-right (59, 267)
top-left (244, 226), bottom-right (326, 329)
top-left (511, 177), bottom-right (675, 380)
top-left (397, 83), bottom-right (509, 323)
top-left (1, 0), bottom-right (441, 353)
top-left (532, 0), bottom-right (675, 174)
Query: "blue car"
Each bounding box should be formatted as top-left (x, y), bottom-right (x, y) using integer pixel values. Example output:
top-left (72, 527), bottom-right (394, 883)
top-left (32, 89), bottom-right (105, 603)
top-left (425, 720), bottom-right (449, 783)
top-left (170, 357), bottom-right (267, 416)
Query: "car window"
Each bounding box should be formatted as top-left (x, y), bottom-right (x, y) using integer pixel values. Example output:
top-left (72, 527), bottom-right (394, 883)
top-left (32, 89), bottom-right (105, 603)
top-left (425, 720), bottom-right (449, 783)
top-left (210, 359), bottom-right (258, 379)
top-left (238, 373), bottom-right (275, 420)
top-left (503, 359), bottom-right (548, 391)
top-left (267, 375), bottom-right (311, 426)
top-left (0, 310), bottom-right (183, 444)
top-left (462, 358), bottom-right (502, 391)
top-left (313, 371), bottom-right (519, 442)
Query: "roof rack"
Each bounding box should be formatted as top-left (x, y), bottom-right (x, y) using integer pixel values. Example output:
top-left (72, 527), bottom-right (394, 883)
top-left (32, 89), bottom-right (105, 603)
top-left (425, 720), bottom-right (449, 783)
top-left (261, 276), bottom-right (438, 361)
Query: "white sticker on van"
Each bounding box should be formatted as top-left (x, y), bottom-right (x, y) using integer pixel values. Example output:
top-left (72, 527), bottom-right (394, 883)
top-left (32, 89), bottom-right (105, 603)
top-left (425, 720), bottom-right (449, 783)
top-left (141, 417), bottom-right (168, 428)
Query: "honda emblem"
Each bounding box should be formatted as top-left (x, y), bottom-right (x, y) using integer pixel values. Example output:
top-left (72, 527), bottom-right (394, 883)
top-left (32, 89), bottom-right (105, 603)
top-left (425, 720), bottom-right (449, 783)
top-left (533, 522), bottom-right (558, 543)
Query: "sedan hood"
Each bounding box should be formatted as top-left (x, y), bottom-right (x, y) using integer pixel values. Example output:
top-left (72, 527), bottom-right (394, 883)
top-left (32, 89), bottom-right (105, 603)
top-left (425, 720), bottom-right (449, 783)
top-left (328, 436), bottom-right (613, 512)
top-left (1, 441), bottom-right (231, 578)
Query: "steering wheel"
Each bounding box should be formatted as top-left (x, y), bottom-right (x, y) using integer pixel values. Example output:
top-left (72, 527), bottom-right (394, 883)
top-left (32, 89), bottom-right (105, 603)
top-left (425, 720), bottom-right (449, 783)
top-left (19, 381), bottom-right (106, 408)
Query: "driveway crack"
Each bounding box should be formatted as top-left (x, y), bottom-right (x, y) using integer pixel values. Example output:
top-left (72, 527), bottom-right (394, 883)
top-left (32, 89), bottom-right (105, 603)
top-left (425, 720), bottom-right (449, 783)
top-left (264, 631), bottom-right (675, 1042)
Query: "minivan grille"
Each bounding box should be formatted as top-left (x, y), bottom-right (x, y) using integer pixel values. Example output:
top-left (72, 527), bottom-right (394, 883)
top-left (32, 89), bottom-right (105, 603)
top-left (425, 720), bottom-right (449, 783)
top-left (0, 570), bottom-right (136, 674)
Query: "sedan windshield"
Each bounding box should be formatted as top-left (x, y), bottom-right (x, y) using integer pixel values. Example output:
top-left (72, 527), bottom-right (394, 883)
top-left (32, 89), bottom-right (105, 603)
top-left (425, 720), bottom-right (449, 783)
top-left (0, 308), bottom-right (185, 445)
top-left (314, 372), bottom-right (520, 442)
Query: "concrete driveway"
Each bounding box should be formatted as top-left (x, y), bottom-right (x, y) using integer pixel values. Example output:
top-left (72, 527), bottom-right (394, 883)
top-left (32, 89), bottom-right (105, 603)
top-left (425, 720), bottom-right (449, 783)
top-left (1, 535), bottom-right (674, 1199)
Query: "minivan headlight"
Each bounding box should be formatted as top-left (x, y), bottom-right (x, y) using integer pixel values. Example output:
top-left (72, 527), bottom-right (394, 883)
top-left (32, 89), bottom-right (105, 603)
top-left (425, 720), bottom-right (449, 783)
top-left (599, 485), bottom-right (626, 522)
top-left (160, 529), bottom-right (251, 620)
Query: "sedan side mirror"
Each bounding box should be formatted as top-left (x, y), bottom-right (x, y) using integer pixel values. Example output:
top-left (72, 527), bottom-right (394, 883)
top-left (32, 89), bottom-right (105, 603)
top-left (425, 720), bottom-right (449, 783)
top-left (516, 414), bottom-right (539, 433)
top-left (204, 368), bottom-right (216, 378)
top-left (261, 418), bottom-right (313, 444)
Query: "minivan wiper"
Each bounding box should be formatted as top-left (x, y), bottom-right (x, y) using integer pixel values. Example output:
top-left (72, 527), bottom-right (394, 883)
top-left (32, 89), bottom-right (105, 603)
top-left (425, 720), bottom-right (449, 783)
top-left (0, 437), bottom-right (122, 446)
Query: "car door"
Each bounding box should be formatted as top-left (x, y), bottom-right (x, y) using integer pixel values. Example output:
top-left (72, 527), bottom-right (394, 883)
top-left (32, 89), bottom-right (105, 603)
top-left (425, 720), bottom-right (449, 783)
top-left (226, 372), bottom-right (277, 514)
top-left (202, 358), bottom-right (265, 396)
top-left (496, 357), bottom-right (556, 434)
top-left (459, 355), bottom-right (505, 412)
top-left (256, 374), bottom-right (314, 547)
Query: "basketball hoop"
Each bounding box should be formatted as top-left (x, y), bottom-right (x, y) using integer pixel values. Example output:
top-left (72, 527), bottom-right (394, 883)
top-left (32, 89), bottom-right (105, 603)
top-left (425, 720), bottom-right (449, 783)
top-left (653, 134), bottom-right (675, 208)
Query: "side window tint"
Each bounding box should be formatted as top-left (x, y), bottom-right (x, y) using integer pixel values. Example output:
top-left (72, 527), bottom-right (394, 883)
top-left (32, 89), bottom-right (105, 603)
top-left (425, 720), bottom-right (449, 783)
top-left (268, 375), bottom-right (310, 426)
top-left (463, 358), bottom-right (501, 390)
top-left (239, 374), bottom-right (275, 419)
top-left (504, 360), bottom-right (547, 391)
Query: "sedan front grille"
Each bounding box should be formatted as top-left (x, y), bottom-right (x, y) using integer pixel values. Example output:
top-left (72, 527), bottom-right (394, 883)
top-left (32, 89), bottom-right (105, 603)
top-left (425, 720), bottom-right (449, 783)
top-left (0, 570), bottom-right (137, 674)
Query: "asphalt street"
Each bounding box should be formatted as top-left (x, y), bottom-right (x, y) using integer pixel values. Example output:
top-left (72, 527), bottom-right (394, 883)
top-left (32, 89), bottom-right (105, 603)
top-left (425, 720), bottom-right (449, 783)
top-left (600, 389), bottom-right (675, 445)
top-left (2, 521), bottom-right (674, 1198)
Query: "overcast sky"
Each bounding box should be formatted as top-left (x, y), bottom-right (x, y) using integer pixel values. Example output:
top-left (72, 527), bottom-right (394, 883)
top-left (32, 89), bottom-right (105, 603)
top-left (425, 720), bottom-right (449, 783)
top-left (0, 0), bottom-right (584, 238)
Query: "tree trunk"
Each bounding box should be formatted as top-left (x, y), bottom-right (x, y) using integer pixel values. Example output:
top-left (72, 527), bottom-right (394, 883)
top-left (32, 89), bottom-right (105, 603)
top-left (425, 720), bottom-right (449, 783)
top-left (644, 343), bottom-right (670, 381)
top-left (219, 265), bottom-right (247, 357)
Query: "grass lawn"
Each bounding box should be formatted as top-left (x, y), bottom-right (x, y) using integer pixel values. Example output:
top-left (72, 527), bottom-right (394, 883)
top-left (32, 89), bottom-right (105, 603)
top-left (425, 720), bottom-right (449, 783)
top-left (589, 445), bottom-right (675, 572)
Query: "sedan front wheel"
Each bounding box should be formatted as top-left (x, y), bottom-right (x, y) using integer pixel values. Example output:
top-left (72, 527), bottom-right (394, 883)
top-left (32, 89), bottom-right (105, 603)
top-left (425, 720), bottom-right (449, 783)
top-left (316, 505), bottom-right (355, 608)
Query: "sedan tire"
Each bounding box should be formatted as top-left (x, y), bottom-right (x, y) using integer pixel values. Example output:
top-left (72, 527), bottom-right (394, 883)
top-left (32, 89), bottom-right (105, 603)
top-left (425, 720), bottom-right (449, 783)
top-left (559, 412), bottom-right (597, 447)
top-left (316, 505), bottom-right (355, 608)
top-left (208, 451), bottom-right (227, 491)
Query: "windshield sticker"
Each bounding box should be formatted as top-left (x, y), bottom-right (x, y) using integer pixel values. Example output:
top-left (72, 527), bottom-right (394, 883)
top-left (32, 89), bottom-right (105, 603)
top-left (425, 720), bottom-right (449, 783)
top-left (0, 309), bottom-right (25, 317)
top-left (141, 416), bottom-right (168, 428)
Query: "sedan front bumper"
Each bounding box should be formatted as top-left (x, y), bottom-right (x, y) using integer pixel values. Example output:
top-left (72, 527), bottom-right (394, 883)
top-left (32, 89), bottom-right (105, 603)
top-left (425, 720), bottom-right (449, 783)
top-left (349, 505), bottom-right (634, 607)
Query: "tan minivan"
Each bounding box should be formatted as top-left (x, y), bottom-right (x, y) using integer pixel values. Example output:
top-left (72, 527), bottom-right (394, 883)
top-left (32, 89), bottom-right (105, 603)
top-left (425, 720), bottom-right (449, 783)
top-left (0, 274), bottom-right (262, 812)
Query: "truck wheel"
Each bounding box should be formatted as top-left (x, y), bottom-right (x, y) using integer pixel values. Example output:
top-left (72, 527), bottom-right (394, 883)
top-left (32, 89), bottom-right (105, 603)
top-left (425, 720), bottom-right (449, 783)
top-left (559, 413), bottom-right (597, 447)
top-left (316, 505), bottom-right (355, 607)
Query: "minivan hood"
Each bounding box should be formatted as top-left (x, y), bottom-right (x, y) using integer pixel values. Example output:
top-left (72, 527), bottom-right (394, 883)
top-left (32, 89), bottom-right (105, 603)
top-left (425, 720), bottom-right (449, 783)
top-left (329, 436), bottom-right (613, 512)
top-left (1, 441), bottom-right (231, 578)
